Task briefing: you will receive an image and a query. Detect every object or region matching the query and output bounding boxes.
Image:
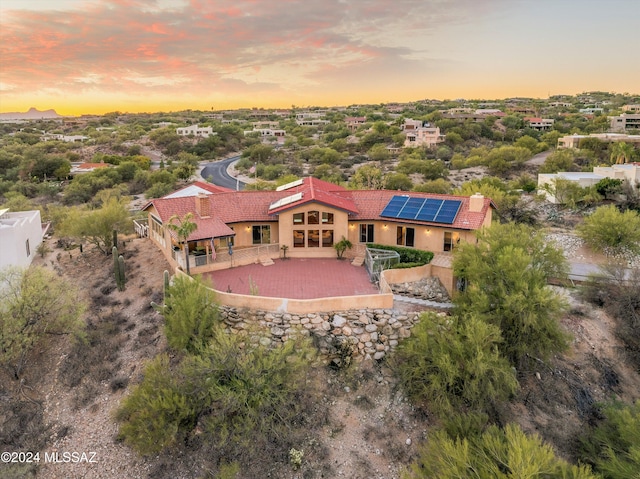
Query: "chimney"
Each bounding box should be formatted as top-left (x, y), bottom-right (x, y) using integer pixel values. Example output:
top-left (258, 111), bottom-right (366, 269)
top-left (469, 192), bottom-right (484, 213)
top-left (195, 192), bottom-right (210, 218)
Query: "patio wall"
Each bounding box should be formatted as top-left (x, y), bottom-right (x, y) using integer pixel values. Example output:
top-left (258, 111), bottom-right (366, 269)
top-left (175, 268), bottom-right (394, 313)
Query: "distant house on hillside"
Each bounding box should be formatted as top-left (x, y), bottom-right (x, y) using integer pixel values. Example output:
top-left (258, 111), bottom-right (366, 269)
top-left (0, 209), bottom-right (44, 269)
top-left (70, 162), bottom-right (112, 174)
top-left (524, 117), bottom-right (554, 131)
top-left (176, 124), bottom-right (215, 138)
top-left (402, 119), bottom-right (444, 148)
top-left (557, 133), bottom-right (640, 149)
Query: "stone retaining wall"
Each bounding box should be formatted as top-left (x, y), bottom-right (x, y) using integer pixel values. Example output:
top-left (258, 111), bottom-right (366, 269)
top-left (220, 306), bottom-right (423, 361)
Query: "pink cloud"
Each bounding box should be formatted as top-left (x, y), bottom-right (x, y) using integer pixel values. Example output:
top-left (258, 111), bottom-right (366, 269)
top-left (0, 0), bottom-right (514, 104)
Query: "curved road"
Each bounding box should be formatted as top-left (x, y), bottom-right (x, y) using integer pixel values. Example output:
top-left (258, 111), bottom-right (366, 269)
top-left (200, 155), bottom-right (246, 190)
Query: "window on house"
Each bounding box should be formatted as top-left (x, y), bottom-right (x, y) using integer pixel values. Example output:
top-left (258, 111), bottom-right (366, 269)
top-left (293, 213), bottom-right (304, 225)
top-left (397, 226), bottom-right (415, 247)
top-left (444, 231), bottom-right (460, 252)
top-left (293, 230), bottom-right (305, 248)
top-left (308, 230), bottom-right (320, 247)
top-left (322, 230), bottom-right (334, 247)
top-left (322, 212), bottom-right (334, 224)
top-left (308, 210), bottom-right (319, 225)
top-left (359, 224), bottom-right (374, 243)
top-left (25, 239), bottom-right (30, 257)
top-left (252, 225), bottom-right (271, 245)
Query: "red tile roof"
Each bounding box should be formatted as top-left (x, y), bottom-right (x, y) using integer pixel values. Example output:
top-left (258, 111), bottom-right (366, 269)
top-left (346, 190), bottom-right (493, 230)
top-left (268, 177), bottom-right (359, 214)
top-left (146, 196), bottom-right (235, 241)
top-left (143, 179), bottom-right (494, 239)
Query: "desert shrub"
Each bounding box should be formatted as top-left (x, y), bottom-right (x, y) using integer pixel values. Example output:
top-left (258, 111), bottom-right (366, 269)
top-left (453, 222), bottom-right (570, 368)
top-left (581, 265), bottom-right (640, 368)
top-left (116, 354), bottom-right (194, 455)
top-left (579, 400), bottom-right (640, 478)
top-left (404, 423), bottom-right (597, 479)
top-left (391, 312), bottom-right (518, 417)
top-left (117, 331), bottom-right (323, 472)
top-left (162, 275), bottom-right (220, 354)
top-left (577, 205), bottom-right (640, 255)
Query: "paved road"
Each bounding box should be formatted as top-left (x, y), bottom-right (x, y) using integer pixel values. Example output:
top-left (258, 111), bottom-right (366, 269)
top-left (200, 155), bottom-right (245, 190)
top-left (525, 150), bottom-right (551, 167)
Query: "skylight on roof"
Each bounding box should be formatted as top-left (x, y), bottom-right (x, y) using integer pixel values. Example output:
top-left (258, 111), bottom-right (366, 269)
top-left (276, 179), bottom-right (304, 191)
top-left (269, 192), bottom-right (303, 210)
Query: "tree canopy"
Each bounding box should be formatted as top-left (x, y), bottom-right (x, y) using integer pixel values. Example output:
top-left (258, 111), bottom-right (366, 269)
top-left (453, 222), bottom-right (570, 367)
top-left (0, 266), bottom-right (86, 379)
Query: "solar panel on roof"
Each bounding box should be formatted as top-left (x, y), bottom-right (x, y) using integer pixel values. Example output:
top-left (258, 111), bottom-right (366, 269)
top-left (433, 200), bottom-right (462, 223)
top-left (381, 195), bottom-right (462, 224)
top-left (380, 196), bottom-right (409, 218)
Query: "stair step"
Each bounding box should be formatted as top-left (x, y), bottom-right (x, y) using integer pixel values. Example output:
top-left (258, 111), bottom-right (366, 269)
top-left (351, 256), bottom-right (364, 266)
top-left (260, 257), bottom-right (274, 266)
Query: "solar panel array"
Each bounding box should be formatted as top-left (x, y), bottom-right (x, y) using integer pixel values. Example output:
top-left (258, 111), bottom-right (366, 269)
top-left (380, 195), bottom-right (462, 224)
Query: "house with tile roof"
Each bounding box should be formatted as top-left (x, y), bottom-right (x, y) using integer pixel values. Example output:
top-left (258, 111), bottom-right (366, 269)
top-left (140, 177), bottom-right (494, 278)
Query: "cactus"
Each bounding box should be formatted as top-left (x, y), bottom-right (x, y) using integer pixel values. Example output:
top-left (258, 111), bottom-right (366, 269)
top-left (118, 255), bottom-right (126, 291)
top-left (113, 246), bottom-right (126, 291)
top-left (163, 270), bottom-right (170, 300)
top-left (113, 246), bottom-right (119, 286)
top-left (113, 229), bottom-right (118, 249)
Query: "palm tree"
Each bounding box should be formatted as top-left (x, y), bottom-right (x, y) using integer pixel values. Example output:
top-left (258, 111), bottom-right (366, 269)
top-left (610, 141), bottom-right (634, 165)
top-left (167, 212), bottom-right (197, 275)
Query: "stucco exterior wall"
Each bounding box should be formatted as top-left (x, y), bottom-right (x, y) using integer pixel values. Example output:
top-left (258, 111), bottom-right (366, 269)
top-left (276, 204), bottom-right (349, 258)
top-left (347, 220), bottom-right (476, 254)
top-left (0, 210), bottom-right (43, 269)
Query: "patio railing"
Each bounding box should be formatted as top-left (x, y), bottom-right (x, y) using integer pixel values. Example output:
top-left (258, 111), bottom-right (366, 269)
top-left (177, 243), bottom-right (282, 272)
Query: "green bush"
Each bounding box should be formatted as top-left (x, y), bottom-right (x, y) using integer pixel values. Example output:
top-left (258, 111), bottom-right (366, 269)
top-left (577, 204), bottom-right (640, 254)
top-left (367, 243), bottom-right (433, 265)
top-left (117, 330), bottom-right (322, 470)
top-left (391, 312), bottom-right (518, 417)
top-left (404, 424), bottom-right (597, 479)
top-left (579, 400), bottom-right (640, 478)
top-left (116, 354), bottom-right (194, 455)
top-left (163, 275), bottom-right (220, 354)
top-left (391, 262), bottom-right (425, 269)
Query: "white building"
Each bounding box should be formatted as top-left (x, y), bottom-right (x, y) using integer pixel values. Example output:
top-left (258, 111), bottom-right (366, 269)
top-left (538, 163), bottom-right (640, 203)
top-left (0, 209), bottom-right (44, 269)
top-left (176, 124), bottom-right (215, 138)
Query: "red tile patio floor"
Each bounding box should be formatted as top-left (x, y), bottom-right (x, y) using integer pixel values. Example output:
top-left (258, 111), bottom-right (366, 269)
top-left (202, 258), bottom-right (379, 299)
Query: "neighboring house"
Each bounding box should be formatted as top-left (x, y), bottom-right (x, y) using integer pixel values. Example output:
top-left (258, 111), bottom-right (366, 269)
top-left (402, 119), bottom-right (444, 148)
top-left (40, 134), bottom-right (89, 142)
top-left (70, 162), bottom-right (112, 174)
top-left (344, 116), bottom-right (367, 131)
top-left (243, 128), bottom-right (286, 143)
top-left (622, 105), bottom-right (640, 113)
top-left (557, 133), bottom-right (640, 149)
top-left (140, 177), bottom-right (494, 275)
top-left (524, 117), bottom-right (555, 131)
top-left (0, 209), bottom-right (44, 269)
top-left (176, 124), bottom-right (215, 138)
top-left (295, 118), bottom-right (330, 127)
top-left (538, 163), bottom-right (640, 203)
top-left (579, 107), bottom-right (604, 114)
top-left (610, 113), bottom-right (640, 132)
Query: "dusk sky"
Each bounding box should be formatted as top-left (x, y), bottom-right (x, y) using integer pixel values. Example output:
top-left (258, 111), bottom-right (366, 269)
top-left (1, 0), bottom-right (638, 116)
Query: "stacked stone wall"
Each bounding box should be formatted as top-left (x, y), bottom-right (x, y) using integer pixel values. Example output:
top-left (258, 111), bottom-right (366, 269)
top-left (221, 306), bottom-right (423, 361)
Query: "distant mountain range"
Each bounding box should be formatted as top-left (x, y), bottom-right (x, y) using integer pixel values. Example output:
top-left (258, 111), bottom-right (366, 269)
top-left (0, 107), bottom-right (63, 120)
